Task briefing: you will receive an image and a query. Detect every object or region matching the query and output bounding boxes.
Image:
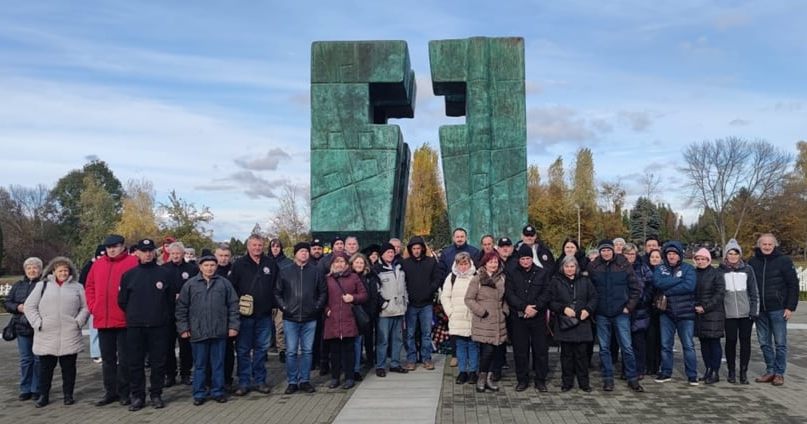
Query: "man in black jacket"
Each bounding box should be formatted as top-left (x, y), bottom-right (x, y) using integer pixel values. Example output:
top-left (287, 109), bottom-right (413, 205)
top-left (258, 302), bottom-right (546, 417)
top-left (401, 236), bottom-right (441, 370)
top-left (506, 244), bottom-right (551, 391)
top-left (119, 239), bottom-right (176, 411)
top-left (275, 242), bottom-right (327, 394)
top-left (229, 234), bottom-right (278, 396)
top-left (162, 241), bottom-right (198, 387)
top-left (749, 233), bottom-right (800, 386)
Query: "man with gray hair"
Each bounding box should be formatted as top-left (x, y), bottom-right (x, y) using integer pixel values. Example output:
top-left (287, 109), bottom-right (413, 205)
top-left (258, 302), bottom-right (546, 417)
top-left (748, 233), bottom-right (799, 386)
top-left (162, 241), bottom-right (198, 387)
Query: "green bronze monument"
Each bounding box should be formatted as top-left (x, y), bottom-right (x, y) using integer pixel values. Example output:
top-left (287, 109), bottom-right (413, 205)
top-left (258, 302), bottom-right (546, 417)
top-left (310, 41), bottom-right (415, 243)
top-left (429, 37), bottom-right (528, 244)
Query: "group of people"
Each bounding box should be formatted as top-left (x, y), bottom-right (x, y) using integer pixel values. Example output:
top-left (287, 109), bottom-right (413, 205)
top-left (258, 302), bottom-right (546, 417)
top-left (4, 225), bottom-right (800, 411)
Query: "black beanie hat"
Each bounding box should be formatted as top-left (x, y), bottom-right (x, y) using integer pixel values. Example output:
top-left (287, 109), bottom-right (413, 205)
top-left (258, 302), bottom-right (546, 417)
top-left (293, 242), bottom-right (311, 255)
top-left (517, 244), bottom-right (533, 258)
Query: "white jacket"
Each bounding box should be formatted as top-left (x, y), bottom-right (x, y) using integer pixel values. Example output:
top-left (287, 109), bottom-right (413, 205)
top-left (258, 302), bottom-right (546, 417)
top-left (24, 274), bottom-right (89, 356)
top-left (439, 262), bottom-right (477, 337)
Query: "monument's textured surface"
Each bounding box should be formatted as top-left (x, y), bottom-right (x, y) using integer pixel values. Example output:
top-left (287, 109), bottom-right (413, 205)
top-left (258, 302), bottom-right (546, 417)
top-left (429, 37), bottom-right (528, 244)
top-left (310, 41), bottom-right (415, 243)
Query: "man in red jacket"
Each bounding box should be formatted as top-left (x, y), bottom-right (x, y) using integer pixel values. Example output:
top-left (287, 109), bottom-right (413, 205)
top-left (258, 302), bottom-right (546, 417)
top-left (85, 234), bottom-right (139, 407)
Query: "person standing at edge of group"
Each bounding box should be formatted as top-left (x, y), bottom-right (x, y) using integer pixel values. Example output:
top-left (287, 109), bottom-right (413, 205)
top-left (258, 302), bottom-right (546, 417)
top-left (506, 244), bottom-right (551, 392)
top-left (270, 238), bottom-right (293, 364)
top-left (79, 245), bottom-right (105, 364)
top-left (586, 239), bottom-right (644, 392)
top-left (439, 228), bottom-right (480, 279)
top-left (653, 241), bottom-right (699, 386)
top-left (693, 248), bottom-right (725, 385)
top-left (465, 251), bottom-right (508, 393)
top-left (176, 252), bottom-right (240, 406)
top-left (118, 239), bottom-right (176, 410)
top-left (374, 243), bottom-right (409, 377)
top-left (549, 256), bottom-right (598, 392)
top-left (24, 257), bottom-right (89, 408)
top-left (401, 236), bottom-right (442, 371)
top-left (229, 234), bottom-right (278, 396)
top-left (440, 252), bottom-right (479, 385)
top-left (720, 239), bottom-right (758, 384)
top-left (323, 253), bottom-right (367, 389)
top-left (5, 257), bottom-right (43, 402)
top-left (276, 242), bottom-right (328, 394)
top-left (515, 225), bottom-right (556, 275)
top-left (85, 234), bottom-right (139, 407)
top-left (162, 241), bottom-right (198, 387)
top-left (748, 233), bottom-right (799, 386)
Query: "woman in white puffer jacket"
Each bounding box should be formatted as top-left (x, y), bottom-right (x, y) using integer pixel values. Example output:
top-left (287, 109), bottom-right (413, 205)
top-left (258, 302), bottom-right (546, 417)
top-left (440, 252), bottom-right (478, 385)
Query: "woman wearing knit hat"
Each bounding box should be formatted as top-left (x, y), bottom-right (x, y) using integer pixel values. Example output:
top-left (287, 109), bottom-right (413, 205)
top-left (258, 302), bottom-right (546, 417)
top-left (693, 248), bottom-right (725, 384)
top-left (719, 239), bottom-right (758, 384)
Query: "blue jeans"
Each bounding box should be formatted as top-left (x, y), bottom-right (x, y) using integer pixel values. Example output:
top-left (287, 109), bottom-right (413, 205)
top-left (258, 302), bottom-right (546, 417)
top-left (405, 305), bottom-right (433, 363)
top-left (236, 316), bottom-right (271, 389)
top-left (354, 336), bottom-right (363, 373)
top-left (284, 320), bottom-right (316, 385)
top-left (88, 316), bottom-right (101, 358)
top-left (660, 315), bottom-right (697, 379)
top-left (16, 335), bottom-right (39, 394)
top-left (191, 338), bottom-right (226, 400)
top-left (596, 314), bottom-right (637, 382)
top-left (376, 316), bottom-right (404, 369)
top-left (756, 309), bottom-right (788, 375)
top-left (455, 336), bottom-right (479, 373)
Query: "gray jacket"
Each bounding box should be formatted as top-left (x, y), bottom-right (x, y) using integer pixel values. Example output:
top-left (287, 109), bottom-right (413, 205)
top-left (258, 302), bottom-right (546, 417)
top-left (176, 274), bottom-right (239, 342)
top-left (720, 262), bottom-right (759, 319)
top-left (24, 274), bottom-right (89, 356)
top-left (374, 261), bottom-right (408, 318)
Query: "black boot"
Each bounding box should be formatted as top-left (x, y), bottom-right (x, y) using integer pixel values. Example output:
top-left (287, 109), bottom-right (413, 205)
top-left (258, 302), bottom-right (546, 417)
top-left (705, 368), bottom-right (719, 384)
top-left (699, 368), bottom-right (711, 382)
top-left (739, 367), bottom-right (749, 385)
top-left (35, 395), bottom-right (49, 408)
top-left (727, 367), bottom-right (736, 384)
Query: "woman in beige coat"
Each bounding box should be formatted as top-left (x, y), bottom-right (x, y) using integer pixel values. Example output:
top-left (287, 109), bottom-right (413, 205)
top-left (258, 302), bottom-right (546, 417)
top-left (24, 257), bottom-right (89, 408)
top-left (465, 251), bottom-right (508, 393)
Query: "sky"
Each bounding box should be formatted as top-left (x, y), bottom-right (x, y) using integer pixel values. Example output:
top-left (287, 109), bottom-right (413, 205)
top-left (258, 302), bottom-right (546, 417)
top-left (1, 1), bottom-right (805, 240)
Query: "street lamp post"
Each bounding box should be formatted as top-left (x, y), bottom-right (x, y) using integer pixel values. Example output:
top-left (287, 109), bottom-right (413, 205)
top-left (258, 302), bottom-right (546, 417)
top-left (575, 204), bottom-right (581, 243)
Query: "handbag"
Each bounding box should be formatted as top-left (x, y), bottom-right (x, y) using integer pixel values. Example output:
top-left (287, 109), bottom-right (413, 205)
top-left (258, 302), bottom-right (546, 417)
top-left (654, 293), bottom-right (667, 311)
top-left (334, 277), bottom-right (370, 331)
top-left (558, 315), bottom-right (580, 331)
top-left (2, 318), bottom-right (17, 341)
top-left (239, 294), bottom-right (254, 316)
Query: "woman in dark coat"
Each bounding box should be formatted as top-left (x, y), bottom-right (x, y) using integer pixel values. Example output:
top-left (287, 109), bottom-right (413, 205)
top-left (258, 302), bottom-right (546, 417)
top-left (324, 253), bottom-right (368, 389)
top-left (549, 256), bottom-right (597, 392)
top-left (693, 248), bottom-right (725, 384)
top-left (623, 243), bottom-right (653, 379)
top-left (645, 248), bottom-right (664, 376)
top-left (4, 257), bottom-right (44, 401)
top-left (349, 253), bottom-right (380, 381)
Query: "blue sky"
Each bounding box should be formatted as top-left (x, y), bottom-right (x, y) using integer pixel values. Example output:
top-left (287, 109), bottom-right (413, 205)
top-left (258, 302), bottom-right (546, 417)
top-left (1, 1), bottom-right (805, 240)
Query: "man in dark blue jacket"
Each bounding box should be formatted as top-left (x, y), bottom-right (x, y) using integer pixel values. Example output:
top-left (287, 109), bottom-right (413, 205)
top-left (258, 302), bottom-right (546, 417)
top-left (653, 240), bottom-right (698, 385)
top-left (586, 239), bottom-right (643, 392)
top-left (749, 233), bottom-right (800, 386)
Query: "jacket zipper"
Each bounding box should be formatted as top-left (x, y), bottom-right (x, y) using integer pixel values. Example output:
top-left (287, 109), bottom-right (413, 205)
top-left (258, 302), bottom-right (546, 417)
top-left (761, 258), bottom-right (767, 312)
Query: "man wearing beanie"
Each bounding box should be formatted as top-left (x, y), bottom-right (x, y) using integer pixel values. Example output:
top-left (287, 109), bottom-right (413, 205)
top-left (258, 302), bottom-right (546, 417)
top-left (374, 242), bottom-right (409, 377)
top-left (586, 239), bottom-right (643, 392)
top-left (506, 243), bottom-right (552, 392)
top-left (275, 242), bottom-right (327, 394)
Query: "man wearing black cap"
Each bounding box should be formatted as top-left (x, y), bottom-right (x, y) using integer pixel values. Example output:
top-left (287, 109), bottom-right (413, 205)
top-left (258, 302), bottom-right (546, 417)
top-left (176, 251), bottom-right (240, 405)
top-left (85, 234), bottom-right (139, 407)
top-left (118, 239), bottom-right (176, 410)
top-left (496, 237), bottom-right (516, 269)
top-left (309, 239), bottom-right (324, 265)
top-left (516, 225), bottom-right (556, 274)
top-left (276, 242), bottom-right (327, 394)
top-left (506, 244), bottom-right (552, 392)
top-left (586, 239), bottom-right (644, 392)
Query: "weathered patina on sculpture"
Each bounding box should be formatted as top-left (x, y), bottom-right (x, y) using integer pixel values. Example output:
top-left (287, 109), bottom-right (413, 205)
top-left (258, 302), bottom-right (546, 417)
top-left (429, 37), bottom-right (528, 244)
top-left (310, 41), bottom-right (415, 243)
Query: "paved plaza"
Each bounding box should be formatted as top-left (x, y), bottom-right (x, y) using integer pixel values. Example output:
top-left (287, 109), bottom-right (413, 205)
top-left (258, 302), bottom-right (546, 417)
top-left (2, 304), bottom-right (807, 423)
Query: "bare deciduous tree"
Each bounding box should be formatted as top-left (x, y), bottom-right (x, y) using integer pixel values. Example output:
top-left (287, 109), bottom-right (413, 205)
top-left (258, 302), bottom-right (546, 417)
top-left (268, 181), bottom-right (310, 245)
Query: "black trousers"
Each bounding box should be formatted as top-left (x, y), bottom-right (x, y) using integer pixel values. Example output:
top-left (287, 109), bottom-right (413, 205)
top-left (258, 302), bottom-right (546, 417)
top-left (725, 317), bottom-right (753, 371)
top-left (166, 334), bottom-right (193, 378)
top-left (328, 337), bottom-right (356, 380)
top-left (645, 312), bottom-right (662, 375)
top-left (39, 354), bottom-right (77, 398)
top-left (631, 330), bottom-right (647, 375)
top-left (560, 342), bottom-right (589, 388)
top-left (314, 315), bottom-right (330, 368)
top-left (512, 317), bottom-right (549, 384)
top-left (479, 343), bottom-right (498, 372)
top-left (128, 326), bottom-right (168, 399)
top-left (491, 313), bottom-right (513, 372)
top-left (99, 328), bottom-right (129, 398)
top-left (362, 319), bottom-right (376, 365)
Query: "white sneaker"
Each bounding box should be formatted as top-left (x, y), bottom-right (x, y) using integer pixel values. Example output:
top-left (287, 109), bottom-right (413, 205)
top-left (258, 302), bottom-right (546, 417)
top-left (92, 357), bottom-right (103, 364)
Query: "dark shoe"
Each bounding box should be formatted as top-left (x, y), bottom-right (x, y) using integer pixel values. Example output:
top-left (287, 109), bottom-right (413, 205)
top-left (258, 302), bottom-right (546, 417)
top-left (95, 394), bottom-right (119, 406)
top-left (164, 376), bottom-right (176, 387)
top-left (755, 373), bottom-right (775, 383)
top-left (772, 375), bottom-right (784, 386)
top-left (120, 398), bottom-right (132, 406)
top-left (468, 372), bottom-right (479, 384)
top-left (342, 380), bottom-right (355, 390)
top-left (688, 377), bottom-right (699, 386)
top-left (34, 396), bottom-right (49, 408)
top-left (727, 369), bottom-right (736, 384)
top-left (319, 365), bottom-right (330, 376)
top-left (629, 381), bottom-right (644, 392)
top-left (63, 395), bottom-right (75, 406)
top-left (181, 376), bottom-right (193, 386)
top-left (739, 368), bottom-right (749, 385)
top-left (654, 375), bottom-right (672, 383)
top-left (328, 379), bottom-right (340, 389)
top-left (581, 386), bottom-right (593, 392)
top-left (490, 370), bottom-right (502, 382)
top-left (213, 395), bottom-right (228, 403)
top-left (534, 381), bottom-right (548, 392)
top-left (128, 398), bottom-right (145, 411)
top-left (561, 385), bottom-right (573, 392)
top-left (705, 371), bottom-right (719, 385)
top-left (389, 366), bottom-right (409, 374)
top-left (233, 387), bottom-right (249, 396)
top-left (375, 368), bottom-right (387, 378)
top-left (193, 398), bottom-right (205, 406)
top-left (256, 384), bottom-right (271, 394)
top-left (19, 393), bottom-right (33, 401)
top-left (151, 396), bottom-right (165, 409)
top-left (31, 393), bottom-right (40, 401)
top-left (515, 382), bottom-right (528, 392)
top-left (603, 382), bottom-right (615, 392)
top-left (284, 384), bottom-right (298, 394)
top-left (279, 351), bottom-right (286, 363)
top-left (299, 382), bottom-right (316, 393)
top-left (699, 368), bottom-right (711, 382)
top-left (353, 372), bottom-right (363, 382)
top-left (455, 372), bottom-right (469, 385)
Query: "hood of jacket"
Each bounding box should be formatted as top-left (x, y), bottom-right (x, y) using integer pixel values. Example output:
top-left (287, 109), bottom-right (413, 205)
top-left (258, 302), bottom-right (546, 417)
top-left (451, 260), bottom-right (477, 278)
top-left (661, 241), bottom-right (685, 267)
top-left (42, 256), bottom-right (79, 280)
top-left (406, 236), bottom-right (427, 259)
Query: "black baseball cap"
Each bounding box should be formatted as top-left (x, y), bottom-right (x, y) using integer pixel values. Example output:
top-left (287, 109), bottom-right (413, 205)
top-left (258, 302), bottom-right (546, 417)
top-left (135, 239), bottom-right (157, 251)
top-left (497, 237), bottom-right (513, 247)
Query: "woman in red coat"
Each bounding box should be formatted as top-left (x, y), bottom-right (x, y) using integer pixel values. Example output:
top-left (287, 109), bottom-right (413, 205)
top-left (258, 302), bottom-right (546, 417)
top-left (324, 253), bottom-right (368, 389)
